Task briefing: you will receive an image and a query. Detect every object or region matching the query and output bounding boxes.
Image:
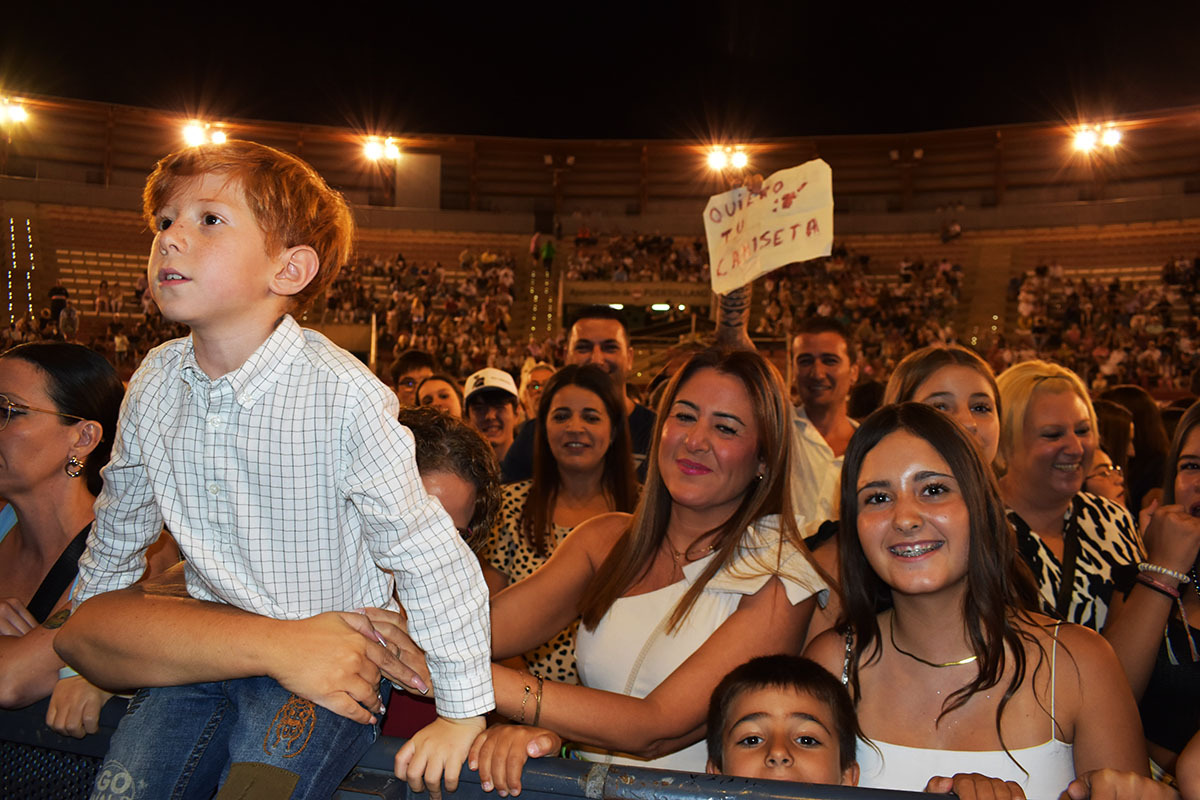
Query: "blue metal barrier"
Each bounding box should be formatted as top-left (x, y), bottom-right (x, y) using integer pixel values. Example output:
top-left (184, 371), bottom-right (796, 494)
top-left (2, 698), bottom-right (929, 800)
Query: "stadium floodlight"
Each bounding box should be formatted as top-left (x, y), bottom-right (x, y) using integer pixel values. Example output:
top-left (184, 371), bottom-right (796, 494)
top-left (210, 130), bottom-right (227, 144)
top-left (1073, 128), bottom-right (1098, 152)
top-left (651, 303), bottom-right (671, 311)
top-left (730, 150), bottom-right (748, 169)
top-left (183, 123), bottom-right (207, 147)
top-left (1101, 127), bottom-right (1121, 147)
top-left (707, 148), bottom-right (728, 170)
top-left (364, 136), bottom-right (401, 162)
top-left (608, 303), bottom-right (624, 310)
top-left (2, 101), bottom-right (28, 124)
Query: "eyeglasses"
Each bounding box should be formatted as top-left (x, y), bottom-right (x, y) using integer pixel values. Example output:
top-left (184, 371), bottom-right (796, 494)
top-left (1087, 464), bottom-right (1122, 481)
top-left (0, 393), bottom-right (86, 431)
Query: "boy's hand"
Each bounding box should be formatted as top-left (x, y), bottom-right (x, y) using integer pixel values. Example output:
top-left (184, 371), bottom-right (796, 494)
top-left (469, 724), bottom-right (562, 797)
top-left (925, 774), bottom-right (1025, 799)
top-left (46, 676), bottom-right (114, 738)
top-left (396, 715), bottom-right (486, 800)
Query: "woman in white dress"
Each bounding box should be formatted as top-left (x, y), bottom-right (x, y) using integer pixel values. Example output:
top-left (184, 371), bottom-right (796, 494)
top-left (468, 347), bottom-right (828, 793)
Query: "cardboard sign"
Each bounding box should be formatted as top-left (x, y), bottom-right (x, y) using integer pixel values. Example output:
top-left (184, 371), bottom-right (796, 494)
top-left (703, 159), bottom-right (833, 295)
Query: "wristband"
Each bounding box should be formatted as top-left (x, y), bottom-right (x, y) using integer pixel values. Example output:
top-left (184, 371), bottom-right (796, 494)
top-left (1138, 572), bottom-right (1182, 599)
top-left (1138, 562), bottom-right (1191, 584)
top-left (58, 666), bottom-right (79, 680)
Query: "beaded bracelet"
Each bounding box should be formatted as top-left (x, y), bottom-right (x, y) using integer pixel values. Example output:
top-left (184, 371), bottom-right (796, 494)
top-left (1138, 572), bottom-right (1182, 599)
top-left (1138, 562), bottom-right (1191, 584)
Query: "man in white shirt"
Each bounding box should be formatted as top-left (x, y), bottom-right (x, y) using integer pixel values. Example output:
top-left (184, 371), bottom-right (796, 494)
top-left (789, 318), bottom-right (859, 523)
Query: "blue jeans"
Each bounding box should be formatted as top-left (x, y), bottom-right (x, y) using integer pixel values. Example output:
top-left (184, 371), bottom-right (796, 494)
top-left (90, 676), bottom-right (381, 800)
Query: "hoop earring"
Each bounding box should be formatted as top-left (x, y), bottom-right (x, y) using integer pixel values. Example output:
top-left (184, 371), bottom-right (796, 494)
top-left (65, 456), bottom-right (84, 479)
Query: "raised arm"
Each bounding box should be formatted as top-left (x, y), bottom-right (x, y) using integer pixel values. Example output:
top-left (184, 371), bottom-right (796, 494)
top-left (1102, 503), bottom-right (1200, 699)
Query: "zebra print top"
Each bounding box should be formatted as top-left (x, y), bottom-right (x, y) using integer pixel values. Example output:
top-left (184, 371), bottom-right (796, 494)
top-left (1009, 491), bottom-right (1142, 631)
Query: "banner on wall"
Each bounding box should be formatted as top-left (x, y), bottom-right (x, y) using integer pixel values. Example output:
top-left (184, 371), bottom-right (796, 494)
top-left (703, 159), bottom-right (833, 295)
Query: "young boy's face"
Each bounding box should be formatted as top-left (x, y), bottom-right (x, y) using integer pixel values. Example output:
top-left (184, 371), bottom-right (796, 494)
top-left (707, 686), bottom-right (858, 786)
top-left (148, 173), bottom-right (285, 332)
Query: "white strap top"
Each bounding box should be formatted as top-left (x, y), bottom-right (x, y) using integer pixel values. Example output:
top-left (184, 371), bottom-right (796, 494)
top-left (855, 625), bottom-right (1075, 797)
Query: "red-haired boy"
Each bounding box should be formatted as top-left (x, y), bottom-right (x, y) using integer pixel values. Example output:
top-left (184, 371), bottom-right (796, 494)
top-left (72, 140), bottom-right (491, 798)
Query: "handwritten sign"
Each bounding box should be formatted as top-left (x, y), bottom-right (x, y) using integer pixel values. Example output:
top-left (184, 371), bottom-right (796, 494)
top-left (703, 159), bottom-right (833, 295)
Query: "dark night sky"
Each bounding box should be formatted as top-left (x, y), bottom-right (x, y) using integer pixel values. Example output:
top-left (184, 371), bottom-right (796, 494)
top-left (4, 2), bottom-right (1199, 140)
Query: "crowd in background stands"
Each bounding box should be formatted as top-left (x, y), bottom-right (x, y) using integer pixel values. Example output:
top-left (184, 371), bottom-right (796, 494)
top-left (564, 232), bottom-right (709, 283)
top-left (755, 244), bottom-right (962, 380)
top-left (992, 254), bottom-right (1200, 393)
top-left (11, 240), bottom-right (1200, 402)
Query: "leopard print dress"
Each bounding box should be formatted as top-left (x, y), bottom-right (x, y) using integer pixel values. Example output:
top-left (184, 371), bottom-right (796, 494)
top-left (1009, 491), bottom-right (1143, 631)
top-left (483, 480), bottom-right (579, 684)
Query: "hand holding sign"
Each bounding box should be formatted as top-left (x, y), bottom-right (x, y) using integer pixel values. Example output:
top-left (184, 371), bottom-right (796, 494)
top-left (703, 159), bottom-right (833, 296)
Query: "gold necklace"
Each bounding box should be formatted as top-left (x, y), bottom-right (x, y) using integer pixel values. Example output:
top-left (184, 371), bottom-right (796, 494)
top-left (889, 617), bottom-right (978, 668)
top-left (664, 538), bottom-right (715, 564)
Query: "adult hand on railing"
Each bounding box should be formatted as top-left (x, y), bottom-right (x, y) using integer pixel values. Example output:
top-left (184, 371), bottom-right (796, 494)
top-left (926, 773), bottom-right (1025, 799)
top-left (45, 675), bottom-right (113, 738)
top-left (468, 723), bottom-right (562, 797)
top-left (1063, 768), bottom-right (1180, 799)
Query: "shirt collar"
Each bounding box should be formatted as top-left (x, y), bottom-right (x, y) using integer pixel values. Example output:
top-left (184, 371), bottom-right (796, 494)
top-left (177, 315), bottom-right (306, 408)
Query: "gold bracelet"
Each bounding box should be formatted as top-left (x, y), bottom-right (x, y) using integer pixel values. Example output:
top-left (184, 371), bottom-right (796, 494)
top-left (518, 679), bottom-right (533, 723)
top-left (533, 675), bottom-right (545, 727)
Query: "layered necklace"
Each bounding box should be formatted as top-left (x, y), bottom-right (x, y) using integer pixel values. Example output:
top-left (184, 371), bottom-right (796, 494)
top-left (889, 614), bottom-right (978, 669)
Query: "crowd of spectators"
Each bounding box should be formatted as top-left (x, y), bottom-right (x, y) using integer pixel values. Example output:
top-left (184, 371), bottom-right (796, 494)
top-left (755, 244), bottom-right (963, 383)
top-left (564, 231), bottom-right (709, 283)
top-left (992, 254), bottom-right (1200, 393)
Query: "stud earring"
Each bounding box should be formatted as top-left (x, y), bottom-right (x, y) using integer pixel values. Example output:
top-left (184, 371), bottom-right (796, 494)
top-left (65, 456), bottom-right (84, 478)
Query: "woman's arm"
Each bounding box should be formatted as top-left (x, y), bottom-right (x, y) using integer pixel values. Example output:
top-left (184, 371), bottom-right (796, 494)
top-left (496, 577), bottom-right (815, 756)
top-left (56, 564), bottom-right (425, 723)
top-left (1102, 503), bottom-right (1200, 699)
top-left (490, 512), bottom-right (627, 659)
top-left (0, 598), bottom-right (71, 707)
top-left (1061, 624), bottom-right (1150, 777)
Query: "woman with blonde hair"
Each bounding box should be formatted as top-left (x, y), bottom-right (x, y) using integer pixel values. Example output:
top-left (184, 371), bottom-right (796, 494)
top-left (996, 359), bottom-right (1192, 716)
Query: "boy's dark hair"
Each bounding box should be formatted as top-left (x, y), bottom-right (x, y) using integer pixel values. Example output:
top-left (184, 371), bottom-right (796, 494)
top-left (143, 139), bottom-right (354, 314)
top-left (706, 654), bottom-right (860, 773)
top-left (568, 304), bottom-right (629, 336)
top-left (793, 317), bottom-right (857, 363)
top-left (392, 349), bottom-right (436, 387)
top-left (396, 406), bottom-right (500, 551)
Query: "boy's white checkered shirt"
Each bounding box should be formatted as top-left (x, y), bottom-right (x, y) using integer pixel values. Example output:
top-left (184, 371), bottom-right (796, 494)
top-left (74, 316), bottom-right (493, 717)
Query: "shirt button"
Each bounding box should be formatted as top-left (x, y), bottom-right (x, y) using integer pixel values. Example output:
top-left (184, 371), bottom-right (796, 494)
top-left (207, 414), bottom-right (222, 428)
top-left (207, 482), bottom-right (220, 495)
top-left (208, 512), bottom-right (218, 523)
